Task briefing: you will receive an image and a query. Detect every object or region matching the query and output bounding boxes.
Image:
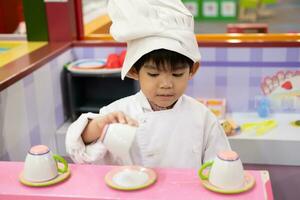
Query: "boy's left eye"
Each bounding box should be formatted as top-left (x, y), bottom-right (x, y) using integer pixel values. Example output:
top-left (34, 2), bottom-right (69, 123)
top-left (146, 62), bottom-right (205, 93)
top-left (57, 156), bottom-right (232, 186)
top-left (172, 73), bottom-right (184, 77)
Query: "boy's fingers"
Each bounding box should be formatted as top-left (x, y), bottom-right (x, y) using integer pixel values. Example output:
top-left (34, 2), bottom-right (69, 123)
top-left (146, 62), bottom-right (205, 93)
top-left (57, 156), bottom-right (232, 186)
top-left (103, 112), bottom-right (138, 127)
top-left (94, 117), bottom-right (106, 131)
top-left (107, 113), bottom-right (118, 123)
top-left (125, 115), bottom-right (139, 127)
top-left (116, 112), bottom-right (126, 124)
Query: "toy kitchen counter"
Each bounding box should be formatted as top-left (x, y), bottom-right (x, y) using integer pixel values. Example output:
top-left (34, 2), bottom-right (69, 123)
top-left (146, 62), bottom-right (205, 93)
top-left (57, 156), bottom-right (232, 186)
top-left (228, 112), bottom-right (300, 166)
top-left (0, 161), bottom-right (273, 200)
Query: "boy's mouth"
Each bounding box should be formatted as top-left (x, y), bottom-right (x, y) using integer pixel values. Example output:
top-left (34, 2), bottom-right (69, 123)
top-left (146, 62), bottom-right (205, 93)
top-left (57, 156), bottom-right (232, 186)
top-left (156, 94), bottom-right (174, 97)
top-left (156, 94), bottom-right (175, 102)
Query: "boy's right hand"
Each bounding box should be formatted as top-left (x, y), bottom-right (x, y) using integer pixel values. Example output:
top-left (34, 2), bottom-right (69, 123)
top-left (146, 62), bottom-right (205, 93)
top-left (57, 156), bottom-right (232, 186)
top-left (81, 112), bottom-right (138, 144)
top-left (95, 111), bottom-right (139, 132)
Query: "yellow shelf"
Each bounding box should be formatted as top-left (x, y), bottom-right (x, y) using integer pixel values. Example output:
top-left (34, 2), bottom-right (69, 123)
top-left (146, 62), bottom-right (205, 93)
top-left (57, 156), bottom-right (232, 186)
top-left (0, 41), bottom-right (46, 68)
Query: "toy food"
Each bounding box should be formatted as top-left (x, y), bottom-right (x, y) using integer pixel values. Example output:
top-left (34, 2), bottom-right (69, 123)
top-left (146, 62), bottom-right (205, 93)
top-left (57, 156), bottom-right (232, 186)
top-left (220, 119), bottom-right (239, 136)
top-left (106, 54), bottom-right (121, 68)
top-left (119, 50), bottom-right (126, 66)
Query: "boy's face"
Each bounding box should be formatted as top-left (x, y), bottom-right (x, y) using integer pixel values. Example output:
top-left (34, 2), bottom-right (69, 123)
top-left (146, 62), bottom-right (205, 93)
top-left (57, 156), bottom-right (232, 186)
top-left (130, 61), bottom-right (199, 109)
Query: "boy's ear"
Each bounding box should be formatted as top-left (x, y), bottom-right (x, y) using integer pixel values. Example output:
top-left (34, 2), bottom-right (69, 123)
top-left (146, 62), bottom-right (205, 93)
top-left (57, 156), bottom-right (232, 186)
top-left (189, 62), bottom-right (200, 80)
top-left (127, 67), bottom-right (139, 80)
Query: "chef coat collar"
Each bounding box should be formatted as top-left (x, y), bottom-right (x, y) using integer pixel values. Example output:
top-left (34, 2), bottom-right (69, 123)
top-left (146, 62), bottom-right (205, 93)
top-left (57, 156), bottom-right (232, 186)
top-left (135, 90), bottom-right (183, 112)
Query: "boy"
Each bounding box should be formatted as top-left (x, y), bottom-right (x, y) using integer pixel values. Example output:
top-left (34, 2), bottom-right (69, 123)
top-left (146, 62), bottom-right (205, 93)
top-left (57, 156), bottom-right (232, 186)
top-left (66, 0), bottom-right (230, 168)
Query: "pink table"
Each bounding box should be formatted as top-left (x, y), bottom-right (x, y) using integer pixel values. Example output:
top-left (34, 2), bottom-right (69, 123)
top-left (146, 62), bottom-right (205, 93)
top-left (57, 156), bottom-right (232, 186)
top-left (0, 161), bottom-right (273, 200)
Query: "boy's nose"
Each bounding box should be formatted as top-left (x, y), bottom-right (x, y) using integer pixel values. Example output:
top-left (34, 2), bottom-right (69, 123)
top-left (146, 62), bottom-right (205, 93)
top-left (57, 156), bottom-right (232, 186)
top-left (159, 76), bottom-right (173, 88)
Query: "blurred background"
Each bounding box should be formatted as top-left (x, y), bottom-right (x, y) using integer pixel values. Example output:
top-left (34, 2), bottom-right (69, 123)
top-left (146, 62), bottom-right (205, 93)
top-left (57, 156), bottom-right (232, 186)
top-left (1, 0), bottom-right (299, 37)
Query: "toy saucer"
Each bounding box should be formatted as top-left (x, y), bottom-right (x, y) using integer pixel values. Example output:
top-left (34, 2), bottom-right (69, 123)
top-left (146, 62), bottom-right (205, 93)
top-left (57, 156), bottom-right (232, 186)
top-left (201, 171), bottom-right (255, 194)
top-left (19, 167), bottom-right (71, 187)
top-left (105, 166), bottom-right (157, 191)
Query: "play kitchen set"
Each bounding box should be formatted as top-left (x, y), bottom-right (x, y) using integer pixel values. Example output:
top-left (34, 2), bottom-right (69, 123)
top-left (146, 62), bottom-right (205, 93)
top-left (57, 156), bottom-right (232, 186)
top-left (205, 70), bottom-right (300, 138)
top-left (0, 124), bottom-right (273, 199)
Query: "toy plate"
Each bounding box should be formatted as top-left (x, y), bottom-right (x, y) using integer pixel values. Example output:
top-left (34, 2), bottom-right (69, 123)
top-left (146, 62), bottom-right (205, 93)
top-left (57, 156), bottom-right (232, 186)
top-left (19, 166), bottom-right (71, 187)
top-left (105, 166), bottom-right (157, 191)
top-left (201, 171), bottom-right (255, 194)
top-left (67, 59), bottom-right (121, 74)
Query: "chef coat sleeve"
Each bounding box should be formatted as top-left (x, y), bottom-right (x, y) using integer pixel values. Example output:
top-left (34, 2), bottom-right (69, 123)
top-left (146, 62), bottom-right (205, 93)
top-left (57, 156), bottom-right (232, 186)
top-left (202, 114), bottom-right (231, 163)
top-left (65, 112), bottom-right (108, 164)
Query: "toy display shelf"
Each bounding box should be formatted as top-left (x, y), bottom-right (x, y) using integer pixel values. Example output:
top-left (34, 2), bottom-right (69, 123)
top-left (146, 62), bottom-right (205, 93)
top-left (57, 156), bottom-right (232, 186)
top-left (65, 69), bottom-right (138, 121)
top-left (228, 112), bottom-right (300, 166)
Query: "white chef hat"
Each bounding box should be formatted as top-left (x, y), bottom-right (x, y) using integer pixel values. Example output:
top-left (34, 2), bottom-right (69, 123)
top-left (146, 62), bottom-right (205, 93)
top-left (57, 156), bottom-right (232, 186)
top-left (108, 0), bottom-right (201, 80)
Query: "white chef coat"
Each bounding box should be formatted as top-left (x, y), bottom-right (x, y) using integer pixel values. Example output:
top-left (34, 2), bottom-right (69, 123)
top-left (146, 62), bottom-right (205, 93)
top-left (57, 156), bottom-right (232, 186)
top-left (65, 91), bottom-right (231, 168)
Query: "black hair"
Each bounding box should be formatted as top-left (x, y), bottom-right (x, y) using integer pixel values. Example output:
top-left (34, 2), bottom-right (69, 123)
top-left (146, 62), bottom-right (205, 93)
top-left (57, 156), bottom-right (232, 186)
top-left (133, 49), bottom-right (194, 73)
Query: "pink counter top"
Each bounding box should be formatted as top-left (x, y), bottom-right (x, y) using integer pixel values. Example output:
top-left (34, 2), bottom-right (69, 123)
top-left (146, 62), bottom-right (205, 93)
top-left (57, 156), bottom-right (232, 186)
top-left (0, 161), bottom-right (273, 200)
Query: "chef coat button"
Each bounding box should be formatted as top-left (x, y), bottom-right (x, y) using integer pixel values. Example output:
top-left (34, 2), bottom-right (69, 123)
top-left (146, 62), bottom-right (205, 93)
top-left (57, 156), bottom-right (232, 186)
top-left (146, 151), bottom-right (156, 157)
top-left (140, 118), bottom-right (147, 123)
top-left (146, 149), bottom-right (159, 157)
top-left (146, 153), bottom-right (155, 157)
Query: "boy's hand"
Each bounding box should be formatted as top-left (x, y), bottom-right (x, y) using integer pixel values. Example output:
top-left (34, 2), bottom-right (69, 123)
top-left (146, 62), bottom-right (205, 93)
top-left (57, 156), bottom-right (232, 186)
top-left (82, 112), bottom-right (138, 144)
top-left (96, 111), bottom-right (139, 130)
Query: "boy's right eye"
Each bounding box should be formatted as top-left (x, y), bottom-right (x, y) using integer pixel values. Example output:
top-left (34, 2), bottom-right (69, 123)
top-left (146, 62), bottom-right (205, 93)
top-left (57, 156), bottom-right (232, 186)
top-left (147, 72), bottom-right (159, 77)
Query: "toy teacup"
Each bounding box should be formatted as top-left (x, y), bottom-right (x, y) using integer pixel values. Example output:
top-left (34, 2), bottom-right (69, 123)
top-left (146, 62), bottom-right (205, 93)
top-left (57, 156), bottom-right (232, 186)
top-left (199, 150), bottom-right (244, 190)
top-left (101, 123), bottom-right (137, 164)
top-left (23, 145), bottom-right (68, 182)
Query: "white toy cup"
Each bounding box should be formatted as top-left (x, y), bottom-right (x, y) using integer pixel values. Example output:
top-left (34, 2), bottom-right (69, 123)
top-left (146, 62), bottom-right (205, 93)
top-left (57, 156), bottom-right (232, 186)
top-left (23, 145), bottom-right (68, 182)
top-left (101, 123), bottom-right (137, 164)
top-left (198, 150), bottom-right (244, 190)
